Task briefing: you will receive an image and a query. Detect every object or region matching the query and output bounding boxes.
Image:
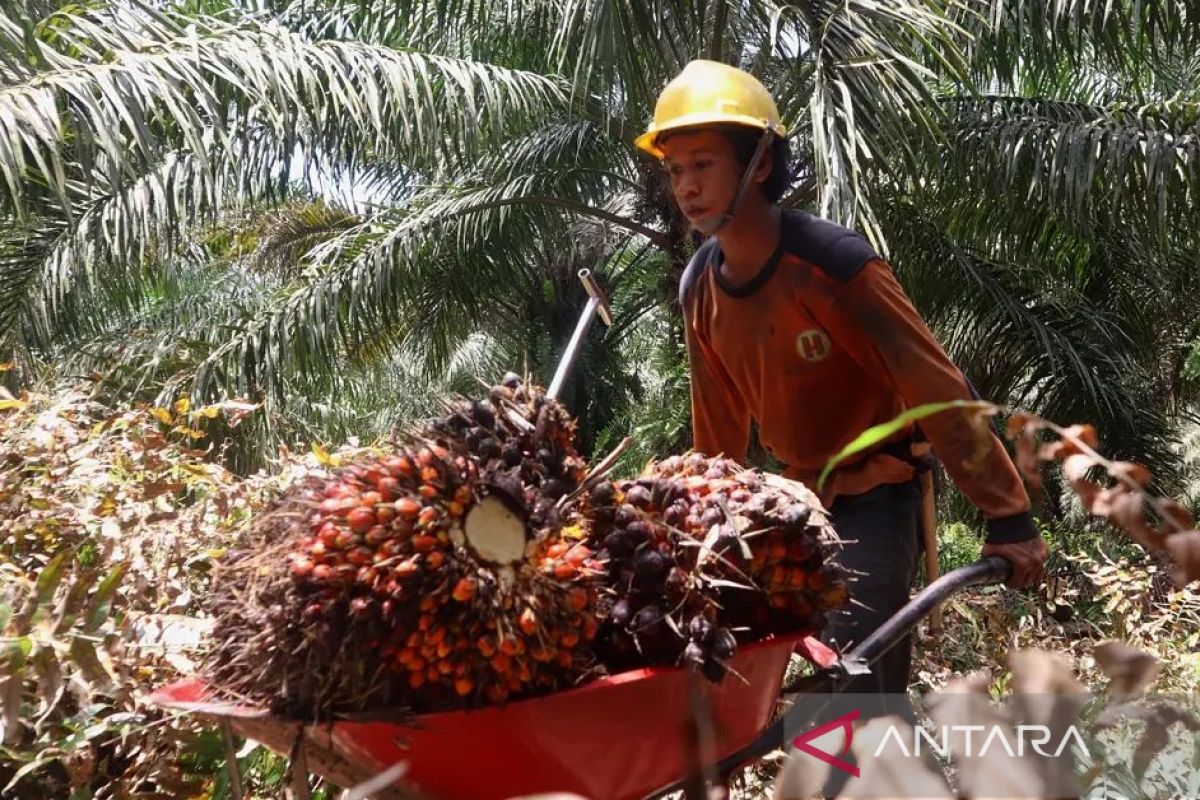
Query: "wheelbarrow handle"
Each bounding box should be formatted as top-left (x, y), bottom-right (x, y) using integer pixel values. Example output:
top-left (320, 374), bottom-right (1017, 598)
top-left (837, 555), bottom-right (1010, 678)
top-left (695, 556), bottom-right (1011, 790)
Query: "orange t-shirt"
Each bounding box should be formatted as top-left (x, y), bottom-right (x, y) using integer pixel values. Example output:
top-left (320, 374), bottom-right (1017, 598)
top-left (680, 209), bottom-right (1035, 543)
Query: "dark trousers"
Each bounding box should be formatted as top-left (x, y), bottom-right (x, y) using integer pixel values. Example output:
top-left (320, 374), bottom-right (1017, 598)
top-left (821, 478), bottom-right (924, 697)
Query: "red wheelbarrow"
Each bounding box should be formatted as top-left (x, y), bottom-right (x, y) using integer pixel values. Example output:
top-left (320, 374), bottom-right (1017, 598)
top-left (150, 558), bottom-right (1009, 800)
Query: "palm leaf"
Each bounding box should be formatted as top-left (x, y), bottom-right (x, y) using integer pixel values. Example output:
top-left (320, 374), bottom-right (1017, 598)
top-left (0, 5), bottom-right (566, 218)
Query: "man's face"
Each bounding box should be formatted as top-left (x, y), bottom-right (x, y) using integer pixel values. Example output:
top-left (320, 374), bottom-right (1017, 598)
top-left (659, 129), bottom-right (746, 226)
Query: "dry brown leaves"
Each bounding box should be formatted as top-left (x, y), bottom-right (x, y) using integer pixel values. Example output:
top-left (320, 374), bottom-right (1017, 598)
top-left (1005, 413), bottom-right (1200, 586)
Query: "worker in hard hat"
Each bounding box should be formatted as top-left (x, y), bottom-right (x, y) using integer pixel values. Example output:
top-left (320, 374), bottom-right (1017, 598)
top-left (636, 60), bottom-right (1048, 697)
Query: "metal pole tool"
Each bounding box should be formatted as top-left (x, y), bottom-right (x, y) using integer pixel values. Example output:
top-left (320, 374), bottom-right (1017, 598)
top-left (546, 269), bottom-right (612, 402)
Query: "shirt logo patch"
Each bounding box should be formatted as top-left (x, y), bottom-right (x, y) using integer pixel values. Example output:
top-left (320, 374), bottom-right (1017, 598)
top-left (796, 328), bottom-right (832, 362)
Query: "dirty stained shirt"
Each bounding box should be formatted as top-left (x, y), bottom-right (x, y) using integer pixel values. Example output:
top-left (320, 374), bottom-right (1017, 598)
top-left (680, 209), bottom-right (1036, 544)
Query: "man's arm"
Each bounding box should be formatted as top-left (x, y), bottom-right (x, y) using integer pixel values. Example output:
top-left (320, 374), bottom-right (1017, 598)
top-left (823, 258), bottom-right (1046, 587)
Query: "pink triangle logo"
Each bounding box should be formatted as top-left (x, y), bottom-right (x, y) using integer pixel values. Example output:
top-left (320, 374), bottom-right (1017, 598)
top-left (791, 708), bottom-right (861, 776)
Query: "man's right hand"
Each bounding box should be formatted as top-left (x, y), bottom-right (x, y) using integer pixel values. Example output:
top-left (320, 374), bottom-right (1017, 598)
top-left (981, 537), bottom-right (1048, 589)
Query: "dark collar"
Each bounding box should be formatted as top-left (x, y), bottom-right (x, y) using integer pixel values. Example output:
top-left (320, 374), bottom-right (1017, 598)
top-left (710, 233), bottom-right (786, 298)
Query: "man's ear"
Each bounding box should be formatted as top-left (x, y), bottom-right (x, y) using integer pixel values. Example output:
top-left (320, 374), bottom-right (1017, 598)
top-left (754, 146), bottom-right (773, 184)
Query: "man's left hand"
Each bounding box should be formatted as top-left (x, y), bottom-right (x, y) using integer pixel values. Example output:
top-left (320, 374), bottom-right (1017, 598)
top-left (981, 537), bottom-right (1048, 589)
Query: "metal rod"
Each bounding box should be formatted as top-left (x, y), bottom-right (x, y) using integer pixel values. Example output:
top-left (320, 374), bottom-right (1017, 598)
top-left (547, 269), bottom-right (609, 402)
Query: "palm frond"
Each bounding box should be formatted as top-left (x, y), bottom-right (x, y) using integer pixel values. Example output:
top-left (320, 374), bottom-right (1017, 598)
top-left (0, 4), bottom-right (566, 217)
top-left (936, 95), bottom-right (1200, 240)
top-left (966, 0), bottom-right (1200, 86)
top-left (787, 0), bottom-right (972, 250)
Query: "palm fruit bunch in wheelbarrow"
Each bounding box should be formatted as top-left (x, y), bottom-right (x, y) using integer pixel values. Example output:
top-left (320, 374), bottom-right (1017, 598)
top-left (202, 375), bottom-right (850, 721)
top-left (204, 374), bottom-right (607, 719)
top-left (582, 453), bottom-right (848, 682)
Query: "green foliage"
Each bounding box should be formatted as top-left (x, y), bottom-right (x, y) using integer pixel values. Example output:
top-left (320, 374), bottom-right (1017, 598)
top-left (0, 387), bottom-right (290, 797)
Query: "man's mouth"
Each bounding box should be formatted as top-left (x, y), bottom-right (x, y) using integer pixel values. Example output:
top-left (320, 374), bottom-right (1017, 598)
top-left (683, 205), bottom-right (708, 219)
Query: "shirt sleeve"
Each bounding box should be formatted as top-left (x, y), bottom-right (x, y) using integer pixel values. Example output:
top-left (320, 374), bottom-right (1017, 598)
top-left (821, 258), bottom-right (1037, 544)
top-left (683, 298), bottom-right (751, 464)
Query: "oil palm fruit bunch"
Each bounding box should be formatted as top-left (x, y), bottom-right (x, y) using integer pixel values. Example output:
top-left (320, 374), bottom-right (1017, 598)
top-left (204, 374), bottom-right (606, 719)
top-left (584, 453), bottom-right (848, 683)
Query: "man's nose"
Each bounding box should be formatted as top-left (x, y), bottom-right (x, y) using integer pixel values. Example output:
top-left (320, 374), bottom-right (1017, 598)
top-left (676, 172), bottom-right (700, 198)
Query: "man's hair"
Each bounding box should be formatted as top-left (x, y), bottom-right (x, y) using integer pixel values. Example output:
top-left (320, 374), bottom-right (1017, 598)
top-left (725, 128), bottom-right (793, 203)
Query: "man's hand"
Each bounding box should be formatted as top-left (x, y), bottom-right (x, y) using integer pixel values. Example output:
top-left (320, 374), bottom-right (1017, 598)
top-left (981, 537), bottom-right (1048, 589)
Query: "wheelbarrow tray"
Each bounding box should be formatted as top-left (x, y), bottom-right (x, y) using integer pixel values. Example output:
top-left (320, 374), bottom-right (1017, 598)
top-left (151, 632), bottom-right (835, 800)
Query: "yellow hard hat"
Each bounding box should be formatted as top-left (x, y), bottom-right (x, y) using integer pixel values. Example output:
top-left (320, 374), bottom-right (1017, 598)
top-left (635, 60), bottom-right (786, 159)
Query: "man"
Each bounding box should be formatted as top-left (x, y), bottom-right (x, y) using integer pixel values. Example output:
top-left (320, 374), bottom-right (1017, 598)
top-left (635, 60), bottom-right (1048, 696)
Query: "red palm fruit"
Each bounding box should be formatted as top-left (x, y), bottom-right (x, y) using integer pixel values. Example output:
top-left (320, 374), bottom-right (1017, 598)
top-left (363, 467), bottom-right (383, 486)
top-left (565, 544), bottom-right (590, 565)
top-left (375, 504), bottom-right (396, 525)
top-left (408, 671), bottom-right (426, 689)
top-left (394, 558), bottom-right (418, 579)
top-left (322, 482), bottom-right (345, 499)
top-left (436, 641), bottom-right (452, 659)
top-left (356, 566), bottom-right (379, 587)
top-left (486, 684), bottom-right (506, 704)
top-left (347, 507), bottom-right (377, 533)
top-left (768, 594), bottom-right (789, 609)
top-left (412, 534), bottom-right (437, 553)
top-left (420, 466), bottom-right (440, 485)
top-left (377, 477), bottom-right (402, 502)
top-left (582, 616), bottom-right (598, 639)
top-left (787, 568), bottom-right (807, 590)
top-left (453, 485), bottom-right (472, 505)
top-left (347, 547), bottom-right (373, 567)
top-left (490, 652), bottom-right (511, 674)
top-left (769, 539), bottom-right (788, 562)
top-left (290, 557), bottom-right (314, 580)
top-left (557, 651), bottom-right (573, 668)
top-left (518, 608), bottom-right (537, 635)
top-left (394, 497), bottom-right (420, 520)
top-left (360, 491), bottom-right (383, 508)
top-left (553, 561), bottom-right (577, 580)
top-left (452, 578), bottom-right (476, 602)
top-left (560, 629), bottom-right (579, 649)
top-left (567, 587), bottom-right (589, 611)
top-left (419, 484), bottom-right (440, 499)
top-left (426, 551), bottom-right (446, 570)
top-left (303, 602), bottom-right (324, 620)
top-left (419, 595), bottom-right (436, 612)
top-left (418, 507), bottom-right (438, 527)
top-left (383, 455), bottom-right (413, 478)
top-left (477, 637), bottom-right (496, 657)
top-left (364, 525), bottom-right (390, 547)
top-left (333, 530), bottom-right (356, 550)
top-left (454, 677), bottom-right (473, 696)
top-left (310, 541), bottom-right (328, 560)
top-left (447, 501), bottom-right (465, 517)
top-left (311, 564), bottom-right (331, 582)
top-left (546, 542), bottom-right (569, 559)
top-left (318, 525), bottom-right (340, 547)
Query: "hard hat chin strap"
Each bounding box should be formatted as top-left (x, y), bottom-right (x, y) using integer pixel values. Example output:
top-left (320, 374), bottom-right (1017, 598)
top-left (692, 128), bottom-right (775, 236)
